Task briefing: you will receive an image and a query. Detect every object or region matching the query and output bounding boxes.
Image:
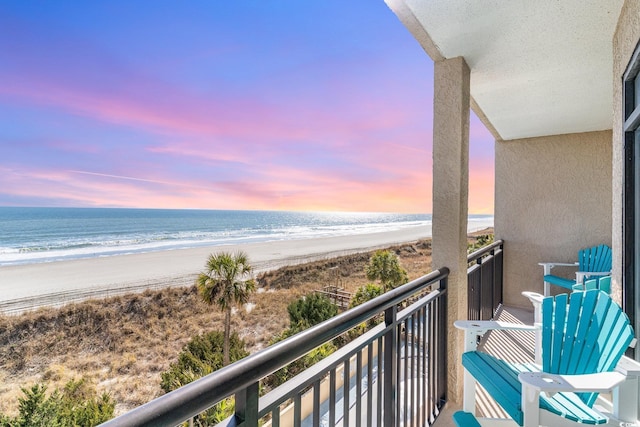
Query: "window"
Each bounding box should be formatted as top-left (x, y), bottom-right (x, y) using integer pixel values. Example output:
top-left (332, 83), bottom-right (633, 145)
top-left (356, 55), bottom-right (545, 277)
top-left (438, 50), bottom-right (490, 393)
top-left (623, 40), bottom-right (640, 360)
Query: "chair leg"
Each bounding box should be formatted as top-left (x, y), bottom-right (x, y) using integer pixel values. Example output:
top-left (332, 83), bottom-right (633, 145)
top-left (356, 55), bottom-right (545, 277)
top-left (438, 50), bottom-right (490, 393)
top-left (463, 367), bottom-right (477, 414)
top-left (521, 383), bottom-right (540, 427)
top-left (613, 376), bottom-right (639, 422)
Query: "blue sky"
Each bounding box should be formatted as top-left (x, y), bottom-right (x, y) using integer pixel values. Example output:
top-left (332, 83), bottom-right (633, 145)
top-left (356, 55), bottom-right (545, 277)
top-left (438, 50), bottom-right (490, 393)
top-left (0, 1), bottom-right (494, 213)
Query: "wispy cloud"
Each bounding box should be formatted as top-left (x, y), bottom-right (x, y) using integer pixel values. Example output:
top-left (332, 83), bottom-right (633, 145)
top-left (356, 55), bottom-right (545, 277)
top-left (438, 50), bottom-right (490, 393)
top-left (69, 170), bottom-right (196, 187)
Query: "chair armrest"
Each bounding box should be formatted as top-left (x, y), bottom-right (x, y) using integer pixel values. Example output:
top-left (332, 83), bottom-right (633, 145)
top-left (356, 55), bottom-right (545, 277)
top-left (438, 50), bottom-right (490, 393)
top-left (538, 262), bottom-right (579, 275)
top-left (455, 320), bottom-right (537, 352)
top-left (522, 291), bottom-right (544, 304)
top-left (616, 355), bottom-right (640, 377)
top-left (454, 320), bottom-right (537, 332)
top-left (518, 371), bottom-right (626, 394)
top-left (575, 271), bottom-right (611, 277)
top-left (538, 262), bottom-right (579, 267)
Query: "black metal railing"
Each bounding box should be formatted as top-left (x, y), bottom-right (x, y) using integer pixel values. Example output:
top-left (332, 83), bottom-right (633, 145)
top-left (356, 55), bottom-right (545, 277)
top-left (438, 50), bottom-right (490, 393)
top-left (467, 240), bottom-right (503, 321)
top-left (99, 268), bottom-right (449, 427)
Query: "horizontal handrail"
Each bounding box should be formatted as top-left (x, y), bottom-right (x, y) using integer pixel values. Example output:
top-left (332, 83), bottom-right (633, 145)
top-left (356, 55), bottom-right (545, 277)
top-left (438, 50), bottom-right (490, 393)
top-left (100, 267), bottom-right (450, 427)
top-left (467, 239), bottom-right (503, 264)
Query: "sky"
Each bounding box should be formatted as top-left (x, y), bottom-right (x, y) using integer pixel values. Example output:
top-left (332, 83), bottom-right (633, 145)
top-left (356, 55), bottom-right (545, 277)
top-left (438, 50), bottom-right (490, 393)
top-left (0, 1), bottom-right (494, 214)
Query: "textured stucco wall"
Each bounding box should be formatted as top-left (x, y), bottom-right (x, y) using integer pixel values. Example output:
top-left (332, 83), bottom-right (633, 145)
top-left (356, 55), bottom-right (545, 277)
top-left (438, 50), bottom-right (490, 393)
top-left (495, 131), bottom-right (612, 308)
top-left (612, 0), bottom-right (640, 302)
top-left (431, 57), bottom-right (470, 405)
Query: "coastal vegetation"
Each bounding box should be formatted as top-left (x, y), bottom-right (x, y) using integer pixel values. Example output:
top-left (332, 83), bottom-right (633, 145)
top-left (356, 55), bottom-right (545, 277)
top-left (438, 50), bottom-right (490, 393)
top-left (160, 331), bottom-right (248, 425)
top-left (0, 378), bottom-right (114, 427)
top-left (160, 331), bottom-right (248, 393)
top-left (349, 283), bottom-right (383, 309)
top-left (468, 233), bottom-right (494, 253)
top-left (365, 250), bottom-right (409, 292)
top-left (0, 231), bottom-right (491, 420)
top-left (286, 292), bottom-right (338, 331)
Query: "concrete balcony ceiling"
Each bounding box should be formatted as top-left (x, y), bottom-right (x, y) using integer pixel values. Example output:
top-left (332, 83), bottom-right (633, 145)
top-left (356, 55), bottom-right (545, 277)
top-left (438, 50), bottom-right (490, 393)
top-left (385, 0), bottom-right (623, 141)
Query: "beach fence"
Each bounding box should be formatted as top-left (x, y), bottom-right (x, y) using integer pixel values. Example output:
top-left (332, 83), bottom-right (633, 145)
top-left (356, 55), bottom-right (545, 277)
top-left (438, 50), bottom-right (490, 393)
top-left (315, 286), bottom-right (353, 310)
top-left (0, 275), bottom-right (197, 315)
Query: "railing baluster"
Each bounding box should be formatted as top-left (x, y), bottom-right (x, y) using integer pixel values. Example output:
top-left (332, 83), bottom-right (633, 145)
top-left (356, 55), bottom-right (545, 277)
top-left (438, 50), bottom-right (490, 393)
top-left (376, 337), bottom-right (383, 426)
top-left (415, 308), bottom-right (422, 427)
top-left (329, 368), bottom-right (336, 427)
top-left (313, 380), bottom-right (320, 427)
top-left (410, 311), bottom-right (417, 427)
top-left (294, 394), bottom-right (301, 427)
top-left (343, 358), bottom-right (350, 427)
top-left (438, 277), bottom-right (448, 412)
top-left (421, 305), bottom-right (427, 425)
top-left (403, 317), bottom-right (409, 427)
top-left (383, 305), bottom-right (397, 427)
top-left (366, 342), bottom-right (373, 427)
top-left (356, 351), bottom-right (362, 427)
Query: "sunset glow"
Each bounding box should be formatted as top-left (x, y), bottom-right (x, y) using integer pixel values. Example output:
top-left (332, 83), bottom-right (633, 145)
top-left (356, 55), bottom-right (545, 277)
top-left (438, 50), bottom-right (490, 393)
top-left (0, 1), bottom-right (495, 213)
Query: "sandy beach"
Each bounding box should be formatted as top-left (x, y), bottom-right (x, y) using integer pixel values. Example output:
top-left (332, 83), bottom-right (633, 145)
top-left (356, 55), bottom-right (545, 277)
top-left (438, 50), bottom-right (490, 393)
top-left (0, 225), bottom-right (436, 313)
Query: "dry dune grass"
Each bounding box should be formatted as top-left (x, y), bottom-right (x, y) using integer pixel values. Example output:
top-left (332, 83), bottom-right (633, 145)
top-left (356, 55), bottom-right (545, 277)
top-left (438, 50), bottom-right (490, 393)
top-left (0, 236), bottom-right (465, 416)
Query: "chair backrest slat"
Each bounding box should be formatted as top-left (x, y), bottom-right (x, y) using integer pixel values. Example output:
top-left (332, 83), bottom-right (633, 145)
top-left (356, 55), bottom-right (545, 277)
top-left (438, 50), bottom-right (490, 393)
top-left (597, 314), bottom-right (633, 370)
top-left (567, 291), bottom-right (599, 373)
top-left (578, 244), bottom-right (612, 274)
top-left (579, 294), bottom-right (612, 373)
top-left (598, 245), bottom-right (612, 271)
top-left (578, 247), bottom-right (588, 271)
top-left (558, 292), bottom-right (583, 372)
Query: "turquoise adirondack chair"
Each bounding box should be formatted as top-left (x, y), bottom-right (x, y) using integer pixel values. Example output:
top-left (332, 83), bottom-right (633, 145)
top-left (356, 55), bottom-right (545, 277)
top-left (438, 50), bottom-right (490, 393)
top-left (455, 290), bottom-right (635, 426)
top-left (539, 244), bottom-right (612, 296)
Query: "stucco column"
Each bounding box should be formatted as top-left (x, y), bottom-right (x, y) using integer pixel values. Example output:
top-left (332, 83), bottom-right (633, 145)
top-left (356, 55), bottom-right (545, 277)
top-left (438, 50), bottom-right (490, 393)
top-left (431, 56), bottom-right (470, 405)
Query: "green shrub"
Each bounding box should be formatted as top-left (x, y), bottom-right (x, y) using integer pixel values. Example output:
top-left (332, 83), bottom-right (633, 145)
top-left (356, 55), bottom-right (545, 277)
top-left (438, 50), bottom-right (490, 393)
top-left (365, 250), bottom-right (408, 292)
top-left (346, 283), bottom-right (384, 338)
top-left (349, 283), bottom-right (383, 309)
top-left (468, 234), bottom-right (495, 253)
top-left (160, 331), bottom-right (248, 426)
top-left (160, 331), bottom-right (248, 393)
top-left (0, 378), bottom-right (114, 427)
top-left (287, 293), bottom-right (338, 332)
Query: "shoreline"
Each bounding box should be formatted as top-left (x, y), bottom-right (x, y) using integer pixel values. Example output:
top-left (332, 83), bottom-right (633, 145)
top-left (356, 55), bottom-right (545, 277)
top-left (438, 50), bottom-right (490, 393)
top-left (0, 224), bottom-right (493, 313)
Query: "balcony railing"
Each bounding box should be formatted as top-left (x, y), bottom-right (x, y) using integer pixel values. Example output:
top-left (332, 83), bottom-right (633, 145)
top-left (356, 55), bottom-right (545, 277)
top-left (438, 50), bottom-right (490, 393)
top-left (100, 268), bottom-right (449, 427)
top-left (467, 240), bottom-right (504, 321)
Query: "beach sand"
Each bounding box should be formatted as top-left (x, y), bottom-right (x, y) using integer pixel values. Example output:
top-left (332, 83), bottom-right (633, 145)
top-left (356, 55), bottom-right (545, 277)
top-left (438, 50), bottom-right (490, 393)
top-left (0, 226), bottom-right (436, 313)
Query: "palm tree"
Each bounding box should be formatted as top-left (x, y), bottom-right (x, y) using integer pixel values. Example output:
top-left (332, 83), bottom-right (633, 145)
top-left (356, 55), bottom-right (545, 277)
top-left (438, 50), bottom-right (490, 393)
top-left (196, 251), bottom-right (256, 366)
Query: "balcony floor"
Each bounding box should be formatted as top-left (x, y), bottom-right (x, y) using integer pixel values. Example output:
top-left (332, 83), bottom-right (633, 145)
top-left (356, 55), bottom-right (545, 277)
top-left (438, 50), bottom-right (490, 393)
top-left (434, 304), bottom-right (535, 427)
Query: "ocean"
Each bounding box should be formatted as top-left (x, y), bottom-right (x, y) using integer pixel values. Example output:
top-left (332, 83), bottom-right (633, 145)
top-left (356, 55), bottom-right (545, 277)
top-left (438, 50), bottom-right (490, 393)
top-left (0, 207), bottom-right (493, 266)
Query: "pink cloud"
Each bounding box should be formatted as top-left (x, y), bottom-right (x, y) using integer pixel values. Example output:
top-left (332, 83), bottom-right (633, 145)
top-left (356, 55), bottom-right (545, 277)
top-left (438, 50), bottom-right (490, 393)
top-left (0, 153), bottom-right (498, 213)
